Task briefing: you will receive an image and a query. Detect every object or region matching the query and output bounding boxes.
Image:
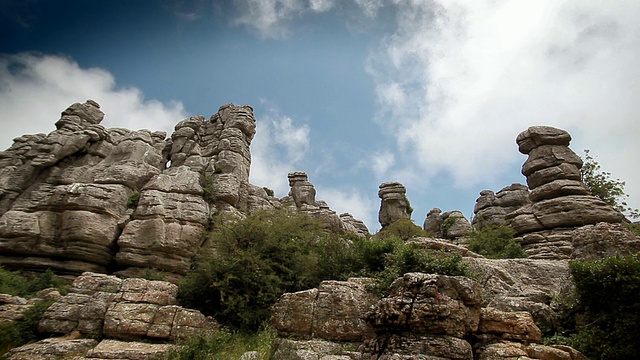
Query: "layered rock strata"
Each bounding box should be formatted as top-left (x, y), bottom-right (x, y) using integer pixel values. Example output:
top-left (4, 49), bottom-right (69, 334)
top-left (423, 208), bottom-right (472, 239)
top-left (270, 272), bottom-right (586, 360)
top-left (506, 126), bottom-right (629, 259)
top-left (378, 182), bottom-right (411, 228)
top-left (0, 101), bottom-right (368, 278)
top-left (472, 183), bottom-right (531, 229)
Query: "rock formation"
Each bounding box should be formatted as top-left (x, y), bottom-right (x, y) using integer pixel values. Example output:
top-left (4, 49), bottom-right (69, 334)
top-left (0, 101), bottom-right (368, 279)
top-left (472, 183), bottom-right (531, 229)
top-left (505, 126), bottom-right (635, 259)
top-left (270, 273), bottom-right (586, 360)
top-left (423, 208), bottom-right (472, 239)
top-left (378, 182), bottom-right (411, 228)
top-left (285, 171), bottom-right (369, 236)
top-left (3, 272), bottom-right (216, 359)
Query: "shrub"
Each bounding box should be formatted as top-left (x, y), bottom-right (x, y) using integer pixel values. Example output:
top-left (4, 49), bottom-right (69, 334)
top-left (546, 255), bottom-right (640, 359)
top-left (262, 187), bottom-right (275, 197)
top-left (178, 209), bottom-right (333, 331)
top-left (0, 267), bottom-right (67, 298)
top-left (127, 189), bottom-right (140, 209)
top-left (466, 225), bottom-right (526, 259)
top-left (200, 172), bottom-right (217, 202)
top-left (440, 216), bottom-right (457, 238)
top-left (166, 326), bottom-right (276, 360)
top-left (376, 218), bottom-right (429, 241)
top-left (0, 298), bottom-right (55, 355)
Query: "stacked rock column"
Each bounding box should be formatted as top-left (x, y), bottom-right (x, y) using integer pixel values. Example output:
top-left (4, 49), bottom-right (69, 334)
top-left (378, 182), bottom-right (411, 229)
top-left (506, 126), bottom-right (625, 259)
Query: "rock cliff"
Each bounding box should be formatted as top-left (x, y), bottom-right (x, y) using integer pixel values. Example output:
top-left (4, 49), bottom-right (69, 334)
top-left (0, 101), bottom-right (369, 280)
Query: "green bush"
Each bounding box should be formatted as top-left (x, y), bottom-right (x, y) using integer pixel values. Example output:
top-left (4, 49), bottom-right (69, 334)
top-left (127, 189), bottom-right (140, 208)
top-left (200, 172), bottom-right (217, 202)
top-left (0, 267), bottom-right (67, 298)
top-left (0, 298), bottom-right (54, 355)
top-left (166, 326), bottom-right (276, 360)
top-left (546, 255), bottom-right (640, 359)
top-left (178, 209), bottom-right (334, 331)
top-left (466, 225), bottom-right (526, 259)
top-left (376, 218), bottom-right (429, 241)
top-left (262, 187), bottom-right (275, 197)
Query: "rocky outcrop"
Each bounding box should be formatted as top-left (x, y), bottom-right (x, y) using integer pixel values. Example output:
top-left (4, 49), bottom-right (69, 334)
top-left (271, 272), bottom-right (585, 360)
top-left (423, 208), bottom-right (472, 239)
top-left (0, 101), bottom-right (367, 279)
top-left (472, 183), bottom-right (531, 229)
top-left (285, 172), bottom-right (369, 236)
top-left (505, 126), bottom-right (632, 259)
top-left (378, 182), bottom-right (411, 228)
top-left (38, 272), bottom-right (217, 340)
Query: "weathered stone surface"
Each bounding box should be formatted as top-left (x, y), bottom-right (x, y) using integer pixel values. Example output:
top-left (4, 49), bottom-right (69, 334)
top-left (270, 338), bottom-right (356, 360)
top-left (378, 182), bottom-right (411, 228)
top-left (464, 258), bottom-right (570, 333)
top-left (505, 126), bottom-right (627, 260)
top-left (423, 208), bottom-right (471, 239)
top-left (86, 339), bottom-right (172, 360)
top-left (367, 273), bottom-right (482, 337)
top-left (473, 184), bottom-right (531, 229)
top-left (272, 279), bottom-right (377, 342)
top-left (477, 307), bottom-right (542, 343)
top-left (38, 272), bottom-right (216, 340)
top-left (362, 333), bottom-right (473, 360)
top-left (339, 213), bottom-right (370, 237)
top-left (476, 341), bottom-right (587, 360)
top-left (570, 222), bottom-right (640, 260)
top-left (4, 338), bottom-right (98, 360)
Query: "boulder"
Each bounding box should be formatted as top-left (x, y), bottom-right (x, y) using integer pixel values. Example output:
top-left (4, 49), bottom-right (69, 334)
top-left (473, 184), bottom-right (531, 229)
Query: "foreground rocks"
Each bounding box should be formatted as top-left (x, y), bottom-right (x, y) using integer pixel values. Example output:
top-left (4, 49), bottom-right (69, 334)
top-left (271, 273), bottom-right (586, 360)
top-left (3, 272), bottom-right (217, 359)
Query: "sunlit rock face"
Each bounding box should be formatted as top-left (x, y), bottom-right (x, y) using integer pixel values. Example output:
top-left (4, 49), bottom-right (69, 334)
top-left (378, 181), bottom-right (411, 228)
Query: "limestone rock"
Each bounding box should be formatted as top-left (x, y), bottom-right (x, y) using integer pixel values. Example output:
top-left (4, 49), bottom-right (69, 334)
top-left (507, 126), bottom-right (626, 259)
top-left (272, 279), bottom-right (378, 341)
top-left (3, 338), bottom-right (98, 360)
top-left (424, 209), bottom-right (472, 239)
top-left (340, 213), bottom-right (370, 237)
top-left (270, 338), bottom-right (358, 360)
top-left (477, 307), bottom-right (542, 343)
top-left (86, 339), bottom-right (173, 360)
top-left (473, 184), bottom-right (531, 229)
top-left (464, 258), bottom-right (571, 333)
top-left (378, 182), bottom-right (411, 228)
top-left (367, 273), bottom-right (482, 337)
top-left (476, 341), bottom-right (587, 360)
top-left (38, 272), bottom-right (217, 340)
top-left (361, 334), bottom-right (474, 360)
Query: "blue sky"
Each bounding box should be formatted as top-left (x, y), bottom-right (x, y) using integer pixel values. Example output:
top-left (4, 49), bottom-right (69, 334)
top-left (1, 0), bottom-right (639, 231)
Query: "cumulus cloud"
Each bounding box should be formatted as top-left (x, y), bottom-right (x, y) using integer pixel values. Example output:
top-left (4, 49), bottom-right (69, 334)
top-left (371, 150), bottom-right (395, 178)
top-left (249, 104), bottom-right (310, 196)
top-left (0, 53), bottom-right (187, 150)
top-left (367, 0), bottom-right (640, 212)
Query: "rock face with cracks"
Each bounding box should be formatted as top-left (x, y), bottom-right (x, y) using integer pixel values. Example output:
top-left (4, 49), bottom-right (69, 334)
top-left (378, 182), bottom-right (411, 228)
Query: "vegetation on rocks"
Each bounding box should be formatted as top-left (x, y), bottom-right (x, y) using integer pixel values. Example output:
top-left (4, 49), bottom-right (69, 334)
top-left (546, 255), bottom-right (640, 360)
top-left (466, 224), bottom-right (527, 259)
top-left (581, 149), bottom-right (639, 219)
top-left (178, 210), bottom-right (467, 331)
top-left (166, 326), bottom-right (276, 360)
top-left (0, 267), bottom-right (67, 355)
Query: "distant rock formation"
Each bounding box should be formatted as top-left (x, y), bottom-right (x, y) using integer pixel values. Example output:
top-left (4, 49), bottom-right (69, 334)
top-left (472, 183), bottom-right (531, 229)
top-left (378, 182), bottom-right (411, 228)
top-left (285, 171), bottom-right (369, 236)
top-left (423, 208), bottom-right (472, 239)
top-left (0, 101), bottom-right (368, 279)
top-left (506, 126), bottom-right (634, 259)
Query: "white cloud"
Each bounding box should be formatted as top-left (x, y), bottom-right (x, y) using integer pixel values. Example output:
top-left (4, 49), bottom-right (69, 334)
top-left (232, 0), bottom-right (335, 38)
top-left (371, 151), bottom-right (395, 178)
top-left (353, 0), bottom-right (383, 18)
top-left (249, 104), bottom-right (310, 197)
top-left (368, 0), bottom-right (640, 212)
top-left (0, 53), bottom-right (187, 150)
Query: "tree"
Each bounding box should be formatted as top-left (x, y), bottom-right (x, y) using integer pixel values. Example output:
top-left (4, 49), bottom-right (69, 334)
top-left (580, 149), bottom-right (639, 219)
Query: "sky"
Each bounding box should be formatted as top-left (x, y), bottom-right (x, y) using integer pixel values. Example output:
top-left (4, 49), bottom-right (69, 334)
top-left (1, 0), bottom-right (639, 231)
